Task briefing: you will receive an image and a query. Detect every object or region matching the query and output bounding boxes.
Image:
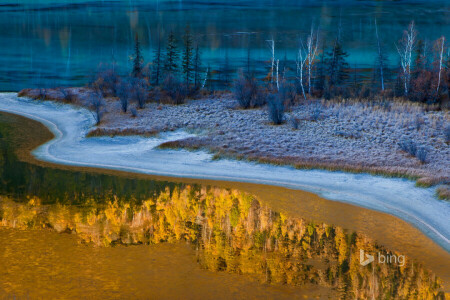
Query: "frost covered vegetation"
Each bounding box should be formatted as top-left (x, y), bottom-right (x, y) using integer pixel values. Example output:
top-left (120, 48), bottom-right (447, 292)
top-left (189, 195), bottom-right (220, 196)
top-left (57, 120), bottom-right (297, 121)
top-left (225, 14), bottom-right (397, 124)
top-left (1, 185), bottom-right (446, 299)
top-left (18, 22), bottom-right (450, 197)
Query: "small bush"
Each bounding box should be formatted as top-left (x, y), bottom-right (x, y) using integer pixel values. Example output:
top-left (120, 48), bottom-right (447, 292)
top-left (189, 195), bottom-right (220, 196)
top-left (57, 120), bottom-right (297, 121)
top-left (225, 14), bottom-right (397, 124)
top-left (233, 74), bottom-right (264, 109)
top-left (445, 124), bottom-right (450, 143)
top-left (290, 117), bottom-right (300, 130)
top-left (414, 115), bottom-right (424, 131)
top-left (60, 88), bottom-right (75, 102)
top-left (37, 88), bottom-right (47, 100)
top-left (90, 89), bottom-right (104, 124)
top-left (92, 68), bottom-right (120, 97)
top-left (398, 138), bottom-right (417, 156)
top-left (416, 146), bottom-right (428, 163)
top-left (267, 93), bottom-right (284, 125)
top-left (309, 103), bottom-right (322, 121)
top-left (278, 80), bottom-right (296, 108)
top-left (162, 74), bottom-right (188, 105)
top-left (358, 85), bottom-right (372, 99)
top-left (117, 80), bottom-right (131, 113)
top-left (130, 78), bottom-right (149, 109)
top-left (130, 107), bottom-right (137, 118)
top-left (335, 129), bottom-right (361, 139)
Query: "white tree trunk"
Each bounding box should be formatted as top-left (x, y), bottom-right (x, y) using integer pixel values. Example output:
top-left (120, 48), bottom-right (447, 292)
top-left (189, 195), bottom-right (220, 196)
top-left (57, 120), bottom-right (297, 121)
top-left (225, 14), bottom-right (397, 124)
top-left (296, 48), bottom-right (307, 100)
top-left (306, 26), bottom-right (319, 95)
top-left (396, 21), bottom-right (416, 96)
top-left (437, 36), bottom-right (445, 94)
top-left (267, 39), bottom-right (275, 85)
top-left (201, 67), bottom-right (209, 90)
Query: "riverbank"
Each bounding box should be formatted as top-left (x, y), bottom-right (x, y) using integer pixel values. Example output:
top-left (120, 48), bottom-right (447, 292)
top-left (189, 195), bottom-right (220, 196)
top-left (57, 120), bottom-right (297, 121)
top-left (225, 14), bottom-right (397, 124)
top-left (1, 96), bottom-right (450, 292)
top-left (18, 87), bottom-right (450, 199)
top-left (1, 92), bottom-right (449, 255)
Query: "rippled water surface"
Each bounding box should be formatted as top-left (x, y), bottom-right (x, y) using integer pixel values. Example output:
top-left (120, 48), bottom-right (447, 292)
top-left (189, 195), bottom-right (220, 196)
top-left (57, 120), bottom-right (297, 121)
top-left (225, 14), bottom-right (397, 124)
top-left (0, 0), bottom-right (449, 91)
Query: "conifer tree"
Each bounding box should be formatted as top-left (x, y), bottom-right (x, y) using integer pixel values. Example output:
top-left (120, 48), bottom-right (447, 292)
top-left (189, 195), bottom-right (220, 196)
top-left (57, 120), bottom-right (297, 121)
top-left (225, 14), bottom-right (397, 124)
top-left (153, 30), bottom-right (163, 85)
top-left (326, 39), bottom-right (349, 86)
top-left (182, 25), bottom-right (194, 86)
top-left (164, 31), bottom-right (179, 75)
top-left (132, 33), bottom-right (144, 78)
top-left (193, 42), bottom-right (202, 89)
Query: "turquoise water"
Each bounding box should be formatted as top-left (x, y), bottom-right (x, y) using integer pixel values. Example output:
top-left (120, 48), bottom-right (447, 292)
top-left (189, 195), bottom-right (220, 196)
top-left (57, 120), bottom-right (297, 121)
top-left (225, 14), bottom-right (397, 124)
top-left (0, 0), bottom-right (448, 91)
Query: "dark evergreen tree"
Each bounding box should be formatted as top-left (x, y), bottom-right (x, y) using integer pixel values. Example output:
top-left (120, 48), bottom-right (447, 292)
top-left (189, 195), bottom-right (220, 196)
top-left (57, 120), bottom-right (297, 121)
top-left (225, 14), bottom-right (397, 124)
top-left (221, 49), bottom-right (231, 86)
top-left (132, 33), bottom-right (144, 78)
top-left (153, 31), bottom-right (163, 86)
top-left (206, 63), bottom-right (213, 92)
top-left (413, 39), bottom-right (427, 78)
top-left (326, 40), bottom-right (349, 87)
top-left (164, 31), bottom-right (179, 75)
top-left (246, 45), bottom-right (252, 78)
top-left (193, 42), bottom-right (202, 89)
top-left (182, 25), bottom-right (194, 86)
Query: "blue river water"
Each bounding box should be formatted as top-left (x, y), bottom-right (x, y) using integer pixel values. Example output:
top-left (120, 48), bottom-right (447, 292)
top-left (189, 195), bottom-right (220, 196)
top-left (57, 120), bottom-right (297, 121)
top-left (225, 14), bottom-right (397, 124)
top-left (0, 0), bottom-right (448, 91)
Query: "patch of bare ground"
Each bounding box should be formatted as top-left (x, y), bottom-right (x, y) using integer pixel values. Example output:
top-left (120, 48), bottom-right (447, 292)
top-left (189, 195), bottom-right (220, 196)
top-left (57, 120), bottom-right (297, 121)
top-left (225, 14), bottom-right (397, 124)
top-left (19, 87), bottom-right (450, 198)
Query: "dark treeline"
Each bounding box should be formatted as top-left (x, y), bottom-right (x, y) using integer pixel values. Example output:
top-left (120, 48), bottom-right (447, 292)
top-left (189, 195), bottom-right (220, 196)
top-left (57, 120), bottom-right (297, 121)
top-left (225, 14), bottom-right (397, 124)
top-left (86, 21), bottom-right (448, 125)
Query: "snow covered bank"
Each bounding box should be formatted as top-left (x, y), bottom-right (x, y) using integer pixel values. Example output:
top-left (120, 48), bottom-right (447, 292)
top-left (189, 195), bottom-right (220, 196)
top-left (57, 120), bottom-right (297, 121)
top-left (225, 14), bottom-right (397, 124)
top-left (0, 93), bottom-right (449, 252)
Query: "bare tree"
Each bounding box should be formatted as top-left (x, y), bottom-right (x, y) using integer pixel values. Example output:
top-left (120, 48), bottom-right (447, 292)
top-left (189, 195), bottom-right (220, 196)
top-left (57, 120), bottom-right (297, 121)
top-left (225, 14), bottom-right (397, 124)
top-left (305, 25), bottom-right (320, 95)
top-left (296, 43), bottom-right (307, 100)
top-left (374, 19), bottom-right (385, 91)
top-left (435, 36), bottom-right (445, 94)
top-left (90, 88), bottom-right (104, 124)
top-left (296, 25), bottom-right (320, 99)
top-left (201, 65), bottom-right (209, 90)
top-left (267, 38), bottom-right (275, 85)
top-left (396, 21), bottom-right (417, 96)
top-left (275, 59), bottom-right (280, 90)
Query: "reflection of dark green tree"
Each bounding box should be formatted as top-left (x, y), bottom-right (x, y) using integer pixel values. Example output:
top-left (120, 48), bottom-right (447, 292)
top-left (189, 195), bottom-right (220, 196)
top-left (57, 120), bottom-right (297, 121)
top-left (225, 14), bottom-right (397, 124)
top-left (0, 123), bottom-right (184, 205)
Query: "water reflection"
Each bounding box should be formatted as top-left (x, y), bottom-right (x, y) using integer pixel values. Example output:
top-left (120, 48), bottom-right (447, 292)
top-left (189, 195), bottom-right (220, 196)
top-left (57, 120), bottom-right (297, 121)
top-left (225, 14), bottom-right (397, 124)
top-left (1, 187), bottom-right (445, 298)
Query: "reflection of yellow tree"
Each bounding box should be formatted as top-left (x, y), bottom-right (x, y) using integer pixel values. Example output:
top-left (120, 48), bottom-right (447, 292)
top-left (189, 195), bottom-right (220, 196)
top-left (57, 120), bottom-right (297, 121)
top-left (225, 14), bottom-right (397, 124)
top-left (0, 186), bottom-right (445, 299)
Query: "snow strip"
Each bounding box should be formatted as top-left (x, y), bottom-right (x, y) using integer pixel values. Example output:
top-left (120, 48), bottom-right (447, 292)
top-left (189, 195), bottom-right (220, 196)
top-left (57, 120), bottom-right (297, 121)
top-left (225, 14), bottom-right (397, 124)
top-left (1, 92), bottom-right (449, 252)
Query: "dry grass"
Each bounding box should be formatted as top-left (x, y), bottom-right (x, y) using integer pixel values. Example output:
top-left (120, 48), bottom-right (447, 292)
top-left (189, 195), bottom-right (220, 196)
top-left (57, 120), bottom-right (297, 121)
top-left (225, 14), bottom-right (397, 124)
top-left (436, 185), bottom-right (450, 200)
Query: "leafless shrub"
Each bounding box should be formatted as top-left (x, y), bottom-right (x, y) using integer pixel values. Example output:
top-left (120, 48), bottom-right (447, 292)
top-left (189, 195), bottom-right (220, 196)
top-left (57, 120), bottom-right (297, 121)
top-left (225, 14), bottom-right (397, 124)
top-left (92, 68), bottom-right (120, 97)
top-left (267, 93), bottom-right (284, 125)
top-left (416, 146), bottom-right (428, 163)
top-left (398, 138), bottom-right (417, 156)
top-left (278, 80), bottom-right (296, 108)
top-left (335, 129), bottom-right (361, 139)
top-left (290, 116), bottom-right (300, 130)
top-left (130, 78), bottom-right (149, 109)
top-left (309, 103), bottom-right (322, 121)
top-left (117, 80), bottom-right (131, 113)
top-left (398, 138), bottom-right (428, 163)
top-left (445, 124), bottom-right (450, 143)
top-left (130, 107), bottom-right (137, 118)
top-left (37, 88), bottom-right (47, 100)
top-left (414, 115), bottom-right (425, 131)
top-left (89, 89), bottom-right (104, 124)
top-left (162, 74), bottom-right (188, 105)
top-left (233, 74), bottom-right (264, 109)
top-left (60, 88), bottom-right (75, 102)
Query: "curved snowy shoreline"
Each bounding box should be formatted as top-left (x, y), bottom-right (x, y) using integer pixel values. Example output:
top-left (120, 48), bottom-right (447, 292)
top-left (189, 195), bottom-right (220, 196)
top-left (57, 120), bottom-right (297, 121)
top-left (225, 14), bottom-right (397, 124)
top-left (1, 92), bottom-right (449, 252)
